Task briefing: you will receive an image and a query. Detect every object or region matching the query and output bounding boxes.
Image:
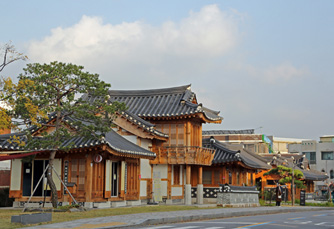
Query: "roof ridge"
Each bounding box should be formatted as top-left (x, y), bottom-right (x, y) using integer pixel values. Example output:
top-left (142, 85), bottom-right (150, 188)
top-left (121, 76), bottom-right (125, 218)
top-left (108, 84), bottom-right (191, 96)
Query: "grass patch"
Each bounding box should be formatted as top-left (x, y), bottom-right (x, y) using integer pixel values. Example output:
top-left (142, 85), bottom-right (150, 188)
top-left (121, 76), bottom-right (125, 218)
top-left (0, 205), bottom-right (215, 228)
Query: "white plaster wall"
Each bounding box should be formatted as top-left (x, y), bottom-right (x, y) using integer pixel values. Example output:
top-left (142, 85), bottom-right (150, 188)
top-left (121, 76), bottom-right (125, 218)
top-left (10, 159), bottom-right (21, 190)
top-left (140, 180), bottom-right (147, 197)
top-left (153, 164), bottom-right (168, 179)
top-left (122, 135), bottom-right (137, 145)
top-left (140, 159), bottom-right (151, 179)
top-left (161, 180), bottom-right (167, 196)
top-left (0, 160), bottom-right (10, 169)
top-left (171, 187), bottom-right (182, 196)
top-left (53, 159), bottom-right (62, 191)
top-left (141, 138), bottom-right (152, 150)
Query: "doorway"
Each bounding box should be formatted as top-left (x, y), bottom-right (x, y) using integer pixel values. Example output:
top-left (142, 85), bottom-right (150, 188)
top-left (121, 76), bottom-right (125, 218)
top-left (22, 160), bottom-right (50, 197)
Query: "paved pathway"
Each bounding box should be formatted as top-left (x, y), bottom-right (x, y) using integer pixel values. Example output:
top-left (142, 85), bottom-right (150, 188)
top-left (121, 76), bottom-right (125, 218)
top-left (22, 206), bottom-right (333, 229)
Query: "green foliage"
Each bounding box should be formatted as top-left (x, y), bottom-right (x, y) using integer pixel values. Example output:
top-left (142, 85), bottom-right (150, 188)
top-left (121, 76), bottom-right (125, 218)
top-left (264, 165), bottom-right (306, 189)
top-left (15, 61), bottom-right (126, 150)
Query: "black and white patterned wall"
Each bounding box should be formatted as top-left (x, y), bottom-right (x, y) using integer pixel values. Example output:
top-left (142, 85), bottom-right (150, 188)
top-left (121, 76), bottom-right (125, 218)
top-left (191, 187), bottom-right (219, 198)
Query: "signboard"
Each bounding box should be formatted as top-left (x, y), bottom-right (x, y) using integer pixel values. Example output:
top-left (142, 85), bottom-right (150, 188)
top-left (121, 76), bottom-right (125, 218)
top-left (63, 160), bottom-right (69, 194)
top-left (300, 190), bottom-right (306, 206)
top-left (262, 135), bottom-right (273, 154)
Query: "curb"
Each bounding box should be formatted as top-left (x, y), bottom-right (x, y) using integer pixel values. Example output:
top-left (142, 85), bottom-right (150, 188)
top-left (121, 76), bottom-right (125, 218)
top-left (111, 207), bottom-right (334, 228)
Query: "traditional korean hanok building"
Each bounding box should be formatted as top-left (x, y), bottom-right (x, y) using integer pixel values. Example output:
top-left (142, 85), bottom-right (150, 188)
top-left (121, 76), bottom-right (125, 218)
top-left (199, 137), bottom-right (271, 203)
top-left (95, 84), bottom-right (223, 205)
top-left (257, 153), bottom-right (328, 201)
top-left (0, 112), bottom-right (158, 208)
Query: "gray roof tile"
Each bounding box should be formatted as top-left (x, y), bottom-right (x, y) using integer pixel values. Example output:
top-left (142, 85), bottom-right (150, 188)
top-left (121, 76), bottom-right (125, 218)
top-left (82, 85), bottom-right (222, 122)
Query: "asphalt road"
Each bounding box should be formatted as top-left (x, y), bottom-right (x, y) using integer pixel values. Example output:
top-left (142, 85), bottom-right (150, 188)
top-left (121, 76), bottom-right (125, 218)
top-left (140, 210), bottom-right (334, 229)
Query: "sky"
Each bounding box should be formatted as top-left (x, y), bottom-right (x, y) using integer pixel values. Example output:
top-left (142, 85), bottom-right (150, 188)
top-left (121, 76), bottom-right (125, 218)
top-left (1, 0), bottom-right (333, 141)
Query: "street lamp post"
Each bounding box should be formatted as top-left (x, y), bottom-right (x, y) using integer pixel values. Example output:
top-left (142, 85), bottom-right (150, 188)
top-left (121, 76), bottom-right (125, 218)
top-left (291, 156), bottom-right (295, 206)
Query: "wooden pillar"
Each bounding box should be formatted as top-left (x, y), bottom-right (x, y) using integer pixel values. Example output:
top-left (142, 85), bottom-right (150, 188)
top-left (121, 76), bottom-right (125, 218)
top-left (198, 166), bottom-right (203, 185)
top-left (186, 122), bottom-right (191, 146)
top-left (85, 154), bottom-right (93, 202)
top-left (186, 165), bottom-right (191, 185)
top-left (199, 125), bottom-right (202, 147)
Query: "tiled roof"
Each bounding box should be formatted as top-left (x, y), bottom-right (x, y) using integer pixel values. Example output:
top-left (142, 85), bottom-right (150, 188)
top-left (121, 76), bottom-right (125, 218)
top-left (119, 110), bottom-right (168, 138)
top-left (82, 85), bottom-right (222, 122)
top-left (203, 137), bottom-right (271, 169)
top-left (203, 129), bottom-right (255, 135)
top-left (0, 112), bottom-right (156, 158)
top-left (264, 154), bottom-right (328, 181)
top-left (0, 129), bottom-right (155, 158)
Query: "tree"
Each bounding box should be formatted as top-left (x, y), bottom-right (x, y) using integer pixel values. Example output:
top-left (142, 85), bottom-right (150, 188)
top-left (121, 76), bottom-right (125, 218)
top-left (0, 43), bottom-right (28, 132)
top-left (264, 165), bottom-right (305, 205)
top-left (0, 42), bottom-right (28, 72)
top-left (264, 165), bottom-right (305, 189)
top-left (13, 61), bottom-right (125, 208)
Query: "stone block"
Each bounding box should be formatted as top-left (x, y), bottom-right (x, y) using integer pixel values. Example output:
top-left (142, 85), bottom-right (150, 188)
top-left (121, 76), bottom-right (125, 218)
top-left (127, 200), bottom-right (141, 206)
top-left (11, 213), bottom-right (52, 225)
top-left (111, 201), bottom-right (126, 208)
top-left (93, 201), bottom-right (111, 208)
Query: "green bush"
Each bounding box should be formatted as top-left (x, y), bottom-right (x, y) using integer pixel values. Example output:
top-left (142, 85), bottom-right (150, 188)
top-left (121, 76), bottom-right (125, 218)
top-left (0, 188), bottom-right (14, 207)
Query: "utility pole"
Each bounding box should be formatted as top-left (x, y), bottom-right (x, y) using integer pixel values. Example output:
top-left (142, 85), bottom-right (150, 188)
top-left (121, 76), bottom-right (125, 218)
top-left (292, 167), bottom-right (295, 206)
top-left (291, 156), bottom-right (295, 206)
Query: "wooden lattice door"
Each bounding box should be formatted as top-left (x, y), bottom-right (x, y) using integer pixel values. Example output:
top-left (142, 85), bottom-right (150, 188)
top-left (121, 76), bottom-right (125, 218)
top-left (70, 159), bottom-right (86, 199)
top-left (92, 161), bottom-right (105, 200)
top-left (126, 161), bottom-right (139, 200)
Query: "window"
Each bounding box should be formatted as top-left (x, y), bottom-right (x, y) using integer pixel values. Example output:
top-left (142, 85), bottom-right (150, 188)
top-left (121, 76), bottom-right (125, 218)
top-left (173, 165), bottom-right (180, 185)
top-left (228, 171), bottom-right (232, 185)
top-left (236, 172), bottom-right (240, 185)
top-left (214, 170), bottom-right (220, 185)
top-left (203, 169), bottom-right (221, 185)
top-left (156, 124), bottom-right (185, 147)
top-left (321, 151), bottom-right (334, 160)
top-left (203, 170), bottom-right (212, 184)
top-left (303, 152), bottom-right (316, 164)
top-left (330, 170), bottom-right (334, 179)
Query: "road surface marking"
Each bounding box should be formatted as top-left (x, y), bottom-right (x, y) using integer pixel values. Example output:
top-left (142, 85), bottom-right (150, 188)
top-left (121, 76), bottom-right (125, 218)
top-left (313, 214), bottom-right (328, 217)
top-left (314, 222), bottom-right (327, 225)
top-left (300, 221), bottom-right (312, 224)
top-left (288, 217), bottom-right (305, 220)
top-left (271, 223), bottom-right (297, 228)
top-left (193, 222), bottom-right (255, 225)
top-left (237, 222), bottom-right (272, 228)
top-left (147, 226), bottom-right (173, 229)
top-left (170, 226), bottom-right (200, 229)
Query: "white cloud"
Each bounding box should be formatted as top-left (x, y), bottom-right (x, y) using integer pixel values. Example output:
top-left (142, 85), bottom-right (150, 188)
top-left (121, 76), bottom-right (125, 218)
top-left (27, 5), bottom-right (240, 87)
top-left (263, 63), bottom-right (309, 83)
top-left (231, 62), bottom-right (309, 84)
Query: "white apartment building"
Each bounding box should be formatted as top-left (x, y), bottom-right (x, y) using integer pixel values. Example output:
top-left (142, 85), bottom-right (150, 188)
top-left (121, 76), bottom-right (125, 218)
top-left (289, 136), bottom-right (334, 189)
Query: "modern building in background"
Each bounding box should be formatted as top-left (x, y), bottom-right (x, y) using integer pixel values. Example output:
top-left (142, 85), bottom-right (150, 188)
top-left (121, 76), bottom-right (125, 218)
top-left (202, 129), bottom-right (305, 155)
top-left (202, 129), bottom-right (273, 154)
top-left (289, 136), bottom-right (334, 189)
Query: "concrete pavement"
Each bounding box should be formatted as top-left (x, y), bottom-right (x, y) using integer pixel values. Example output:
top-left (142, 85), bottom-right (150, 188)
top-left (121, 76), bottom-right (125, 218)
top-left (22, 205), bottom-right (333, 229)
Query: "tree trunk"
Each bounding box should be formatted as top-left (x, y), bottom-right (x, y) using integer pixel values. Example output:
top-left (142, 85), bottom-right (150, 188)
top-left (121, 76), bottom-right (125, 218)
top-left (47, 150), bottom-right (58, 208)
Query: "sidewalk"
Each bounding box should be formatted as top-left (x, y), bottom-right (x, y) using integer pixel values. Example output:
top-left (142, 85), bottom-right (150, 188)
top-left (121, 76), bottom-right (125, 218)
top-left (23, 205), bottom-right (333, 229)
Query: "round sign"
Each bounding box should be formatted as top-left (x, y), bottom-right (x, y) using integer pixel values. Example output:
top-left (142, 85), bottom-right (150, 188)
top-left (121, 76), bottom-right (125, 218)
top-left (93, 154), bottom-right (103, 163)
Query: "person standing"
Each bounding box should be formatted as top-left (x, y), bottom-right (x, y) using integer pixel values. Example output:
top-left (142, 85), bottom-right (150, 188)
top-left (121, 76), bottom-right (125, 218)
top-left (276, 183), bottom-right (282, 206)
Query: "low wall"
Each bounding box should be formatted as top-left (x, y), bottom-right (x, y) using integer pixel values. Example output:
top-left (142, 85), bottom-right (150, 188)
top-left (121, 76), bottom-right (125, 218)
top-left (217, 192), bottom-right (260, 207)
